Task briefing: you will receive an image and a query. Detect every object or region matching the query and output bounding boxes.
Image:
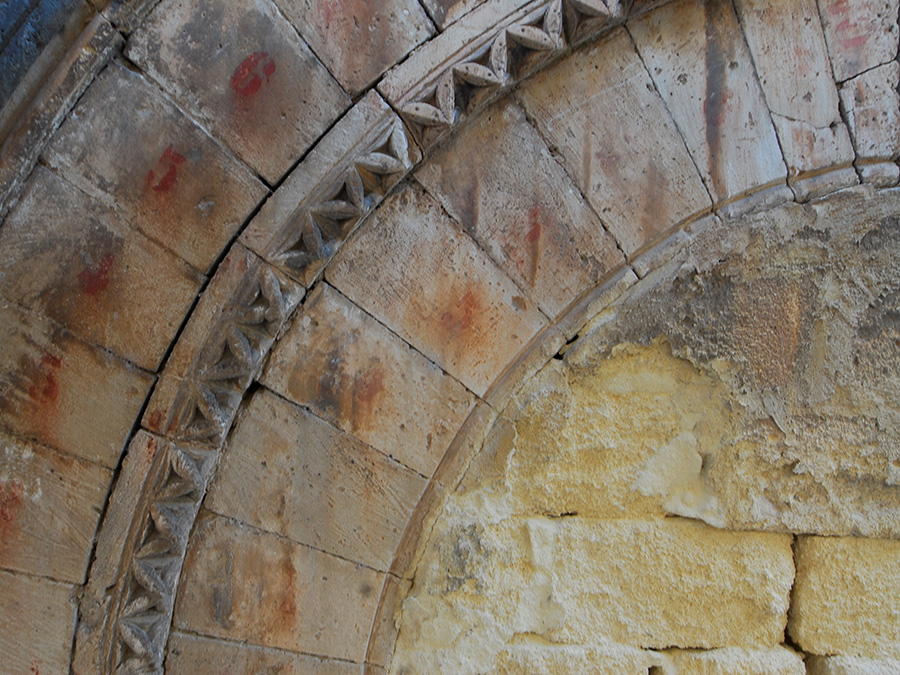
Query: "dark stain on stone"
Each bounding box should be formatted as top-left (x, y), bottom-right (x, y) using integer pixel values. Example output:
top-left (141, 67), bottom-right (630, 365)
top-left (351, 361), bottom-right (385, 431)
top-left (315, 345), bottom-right (346, 420)
top-left (703, 0), bottom-right (736, 199)
top-left (28, 354), bottom-right (61, 405)
top-left (77, 251), bottom-right (114, 297)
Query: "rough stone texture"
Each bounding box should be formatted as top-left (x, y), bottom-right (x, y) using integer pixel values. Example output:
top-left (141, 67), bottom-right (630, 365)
top-left (733, 0), bottom-right (856, 199)
top-left (663, 647), bottom-right (806, 674)
top-left (263, 283), bottom-right (474, 478)
top-left (790, 535), bottom-right (900, 658)
top-left (818, 0), bottom-right (900, 82)
top-left (629, 0), bottom-right (788, 206)
top-left (167, 631), bottom-right (363, 674)
top-left (808, 655), bottom-right (900, 674)
top-left (328, 185), bottom-right (548, 396)
top-left (43, 61), bottom-right (268, 273)
top-left (517, 28), bottom-right (711, 255)
top-left (0, 301), bottom-right (154, 468)
top-left (206, 388), bottom-right (427, 570)
top-left (277, 0), bottom-right (434, 95)
top-left (174, 514), bottom-right (383, 663)
top-left (0, 569), bottom-right (76, 675)
top-left (420, 0), bottom-right (490, 29)
top-left (839, 62), bottom-right (900, 186)
top-left (416, 99), bottom-right (624, 318)
top-left (125, 0), bottom-right (350, 183)
top-left (493, 641), bottom-right (665, 674)
top-left (0, 166), bottom-right (204, 371)
top-left (0, 430), bottom-right (110, 583)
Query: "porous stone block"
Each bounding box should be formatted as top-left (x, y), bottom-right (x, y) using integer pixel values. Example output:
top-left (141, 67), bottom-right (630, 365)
top-left (0, 431), bottom-right (110, 583)
top-left (664, 647), bottom-right (806, 674)
top-left (167, 631), bottom-right (363, 674)
top-left (126, 0), bottom-right (350, 183)
top-left (416, 100), bottom-right (624, 318)
top-left (206, 389), bottom-right (427, 570)
top-left (0, 166), bottom-right (204, 371)
top-left (629, 0), bottom-right (787, 205)
top-left (840, 62), bottom-right (900, 186)
top-left (790, 535), bottom-right (900, 658)
top-left (263, 283), bottom-right (474, 477)
top-left (277, 0), bottom-right (433, 94)
top-left (818, 0), bottom-right (900, 82)
top-left (807, 655), bottom-right (900, 674)
top-left (327, 185), bottom-right (548, 396)
top-left (517, 28), bottom-right (711, 255)
top-left (43, 61), bottom-right (267, 273)
top-left (0, 301), bottom-right (154, 468)
top-left (174, 514), bottom-right (383, 663)
top-left (0, 569), bottom-right (76, 675)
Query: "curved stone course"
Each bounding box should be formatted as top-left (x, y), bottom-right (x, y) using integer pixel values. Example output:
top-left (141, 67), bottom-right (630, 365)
top-left (0, 0), bottom-right (897, 673)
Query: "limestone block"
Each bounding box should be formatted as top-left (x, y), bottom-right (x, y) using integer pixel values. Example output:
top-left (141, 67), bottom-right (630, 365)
top-left (174, 514), bottom-right (383, 663)
top-left (840, 62), bottom-right (900, 186)
top-left (126, 0), bottom-right (350, 183)
top-left (416, 100), bottom-right (624, 319)
top-left (664, 646), bottom-right (805, 674)
top-left (327, 186), bottom-right (548, 396)
top-left (43, 62), bottom-right (266, 273)
top-left (277, 0), bottom-right (433, 95)
top-left (0, 569), bottom-right (76, 675)
top-left (0, 166), bottom-right (204, 371)
top-left (0, 302), bottom-right (154, 468)
top-left (818, 0), bottom-right (900, 82)
top-left (807, 655), bottom-right (900, 674)
top-left (421, 0), bottom-right (491, 29)
top-left (517, 29), bottom-right (711, 255)
top-left (263, 283), bottom-right (474, 478)
top-left (241, 91), bottom-right (421, 287)
top-left (206, 389), bottom-right (427, 570)
top-left (493, 641), bottom-right (665, 674)
top-left (629, 0), bottom-right (787, 205)
top-left (167, 631), bottom-right (363, 674)
top-left (0, 431), bottom-right (110, 583)
top-left (790, 535), bottom-right (900, 658)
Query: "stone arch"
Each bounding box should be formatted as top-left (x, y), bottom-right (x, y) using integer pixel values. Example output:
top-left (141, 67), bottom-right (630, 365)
top-left (0, 0), bottom-right (897, 673)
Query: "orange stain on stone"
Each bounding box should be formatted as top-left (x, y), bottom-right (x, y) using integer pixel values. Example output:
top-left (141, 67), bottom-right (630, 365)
top-left (0, 481), bottom-right (25, 524)
top-left (441, 287), bottom-right (481, 337)
top-left (28, 354), bottom-right (61, 405)
top-left (77, 252), bottom-right (114, 296)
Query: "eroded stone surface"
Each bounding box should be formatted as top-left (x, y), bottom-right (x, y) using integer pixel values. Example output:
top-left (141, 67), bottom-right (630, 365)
top-left (0, 431), bottom-right (110, 583)
top-left (840, 62), bottom-right (900, 186)
top-left (629, 0), bottom-right (787, 205)
top-left (328, 185), bottom-right (548, 396)
top-left (278, 0), bottom-right (434, 94)
top-left (206, 388), bottom-right (427, 570)
top-left (126, 0), bottom-right (350, 183)
top-left (43, 61), bottom-right (267, 273)
top-left (517, 28), bottom-right (711, 255)
top-left (808, 655), bottom-right (900, 674)
top-left (421, 0), bottom-right (490, 29)
top-left (175, 514), bottom-right (383, 663)
top-left (818, 0), bottom-right (900, 82)
top-left (416, 99), bottom-right (624, 318)
top-left (0, 166), bottom-right (203, 371)
top-left (790, 535), bottom-right (900, 659)
top-left (263, 284), bottom-right (474, 478)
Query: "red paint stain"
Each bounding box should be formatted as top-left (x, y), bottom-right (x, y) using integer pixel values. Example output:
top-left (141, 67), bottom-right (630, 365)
top-left (351, 362), bottom-right (385, 430)
top-left (28, 354), bottom-right (61, 405)
top-left (441, 288), bottom-right (481, 336)
top-left (231, 52), bottom-right (277, 97)
top-left (145, 145), bottom-right (186, 193)
top-left (0, 481), bottom-right (25, 523)
top-left (77, 252), bottom-right (114, 296)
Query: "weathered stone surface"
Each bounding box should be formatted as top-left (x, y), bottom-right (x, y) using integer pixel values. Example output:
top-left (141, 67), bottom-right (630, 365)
top-left (416, 100), bottom-right (624, 318)
top-left (0, 301), bottom-right (153, 468)
top-left (263, 284), bottom-right (474, 477)
top-left (367, 574), bottom-right (412, 667)
top-left (0, 166), bottom-right (204, 371)
top-left (328, 185), bottom-right (548, 396)
top-left (206, 389), bottom-right (427, 570)
top-left (278, 0), bottom-right (434, 95)
top-left (818, 0), bottom-right (900, 82)
top-left (493, 641), bottom-right (664, 674)
top-left (175, 514), bottom-right (383, 663)
top-left (126, 0), bottom-right (350, 183)
top-left (43, 61), bottom-right (267, 273)
top-left (629, 0), bottom-right (787, 205)
top-left (421, 0), bottom-right (491, 29)
top-left (0, 569), bottom-right (76, 675)
top-left (517, 28), bottom-right (711, 255)
top-left (664, 647), bottom-right (806, 674)
top-left (391, 517), bottom-right (792, 672)
top-left (771, 114), bottom-right (857, 200)
top-left (790, 535), bottom-right (900, 659)
top-left (0, 431), bottom-right (110, 583)
top-left (242, 91), bottom-right (420, 286)
top-left (808, 655), bottom-right (900, 674)
top-left (840, 62), bottom-right (900, 186)
top-left (167, 631), bottom-right (363, 674)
